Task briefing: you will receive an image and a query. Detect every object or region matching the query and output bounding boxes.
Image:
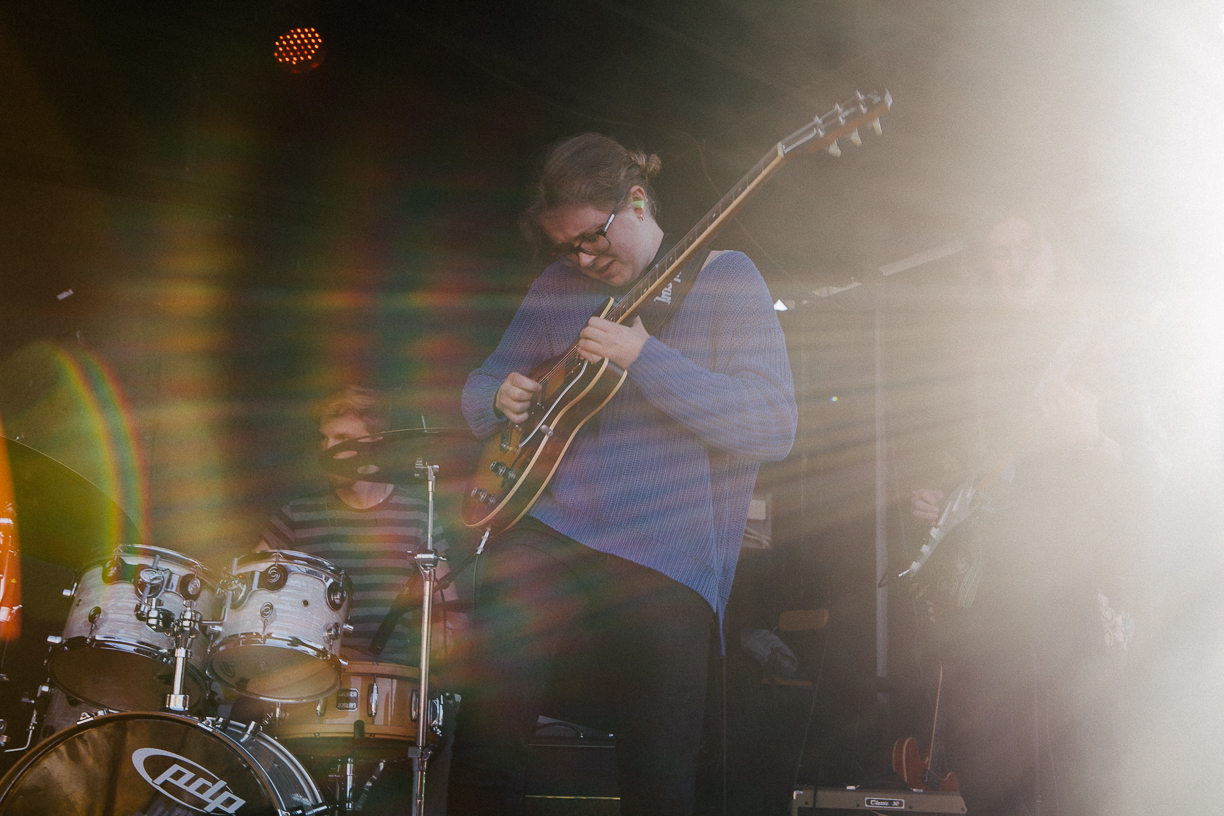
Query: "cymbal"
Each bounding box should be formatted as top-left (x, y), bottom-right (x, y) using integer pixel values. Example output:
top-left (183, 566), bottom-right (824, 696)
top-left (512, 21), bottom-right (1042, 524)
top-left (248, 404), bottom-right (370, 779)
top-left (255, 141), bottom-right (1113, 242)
top-left (2, 437), bottom-right (141, 569)
top-left (319, 427), bottom-right (478, 484)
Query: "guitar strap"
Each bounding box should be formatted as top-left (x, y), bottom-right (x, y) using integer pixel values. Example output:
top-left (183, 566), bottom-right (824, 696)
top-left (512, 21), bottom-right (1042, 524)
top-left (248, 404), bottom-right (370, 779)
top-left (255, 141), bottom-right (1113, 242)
top-left (631, 242), bottom-right (714, 335)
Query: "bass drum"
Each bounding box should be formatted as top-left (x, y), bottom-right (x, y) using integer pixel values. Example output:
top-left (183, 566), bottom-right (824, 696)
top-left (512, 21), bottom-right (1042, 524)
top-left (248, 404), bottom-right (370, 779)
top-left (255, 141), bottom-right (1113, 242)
top-left (0, 711), bottom-right (324, 816)
top-left (37, 686), bottom-right (116, 742)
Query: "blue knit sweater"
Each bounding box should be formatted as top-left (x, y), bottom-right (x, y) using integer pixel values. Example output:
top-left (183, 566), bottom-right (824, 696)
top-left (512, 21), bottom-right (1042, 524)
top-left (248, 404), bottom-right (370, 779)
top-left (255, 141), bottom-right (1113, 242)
top-left (462, 251), bottom-right (797, 616)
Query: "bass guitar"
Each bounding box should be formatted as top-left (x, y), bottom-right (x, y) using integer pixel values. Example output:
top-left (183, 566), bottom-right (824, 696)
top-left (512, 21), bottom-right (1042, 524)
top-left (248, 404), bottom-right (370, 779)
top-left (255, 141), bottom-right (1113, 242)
top-left (463, 89), bottom-right (892, 533)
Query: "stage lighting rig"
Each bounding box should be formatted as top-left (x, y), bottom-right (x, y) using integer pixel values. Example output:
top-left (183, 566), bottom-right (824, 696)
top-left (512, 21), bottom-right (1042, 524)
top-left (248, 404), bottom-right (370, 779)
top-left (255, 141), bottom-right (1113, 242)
top-left (274, 26), bottom-right (325, 74)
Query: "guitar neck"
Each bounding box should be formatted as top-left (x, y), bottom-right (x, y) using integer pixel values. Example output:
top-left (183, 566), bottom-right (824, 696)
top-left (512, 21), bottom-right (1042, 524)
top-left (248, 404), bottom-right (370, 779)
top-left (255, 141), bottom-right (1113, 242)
top-left (611, 89), bottom-right (891, 326)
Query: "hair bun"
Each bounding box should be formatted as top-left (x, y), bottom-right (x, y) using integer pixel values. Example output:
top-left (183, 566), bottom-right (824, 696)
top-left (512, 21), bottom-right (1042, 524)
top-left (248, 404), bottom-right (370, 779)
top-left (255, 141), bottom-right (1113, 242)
top-left (629, 149), bottom-right (662, 180)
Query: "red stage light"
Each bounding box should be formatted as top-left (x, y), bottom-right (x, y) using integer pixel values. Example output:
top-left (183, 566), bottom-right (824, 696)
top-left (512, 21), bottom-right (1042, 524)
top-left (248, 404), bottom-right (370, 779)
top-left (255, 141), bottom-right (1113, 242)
top-left (274, 27), bottom-right (325, 74)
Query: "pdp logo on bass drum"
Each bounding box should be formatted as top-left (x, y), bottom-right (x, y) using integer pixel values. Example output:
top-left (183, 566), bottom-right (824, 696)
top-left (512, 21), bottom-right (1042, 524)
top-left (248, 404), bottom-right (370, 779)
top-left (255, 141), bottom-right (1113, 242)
top-left (131, 747), bottom-right (248, 813)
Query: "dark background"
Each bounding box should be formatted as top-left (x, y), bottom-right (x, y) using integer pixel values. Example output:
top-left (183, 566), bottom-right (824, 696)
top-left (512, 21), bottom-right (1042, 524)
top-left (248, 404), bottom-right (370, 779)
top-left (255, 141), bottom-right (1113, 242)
top-left (1, 1), bottom-right (1222, 811)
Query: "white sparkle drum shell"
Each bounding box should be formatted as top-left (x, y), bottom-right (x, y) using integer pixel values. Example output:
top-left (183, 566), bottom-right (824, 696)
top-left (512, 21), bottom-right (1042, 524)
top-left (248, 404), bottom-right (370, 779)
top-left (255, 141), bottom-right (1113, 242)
top-left (0, 711), bottom-right (323, 816)
top-left (209, 551), bottom-right (351, 703)
top-left (273, 660), bottom-right (439, 760)
top-left (47, 546), bottom-right (221, 712)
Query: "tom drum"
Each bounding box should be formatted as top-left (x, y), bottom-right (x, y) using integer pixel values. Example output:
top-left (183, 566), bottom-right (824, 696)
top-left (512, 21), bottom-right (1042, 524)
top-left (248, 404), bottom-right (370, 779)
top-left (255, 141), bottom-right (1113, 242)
top-left (209, 551), bottom-right (351, 703)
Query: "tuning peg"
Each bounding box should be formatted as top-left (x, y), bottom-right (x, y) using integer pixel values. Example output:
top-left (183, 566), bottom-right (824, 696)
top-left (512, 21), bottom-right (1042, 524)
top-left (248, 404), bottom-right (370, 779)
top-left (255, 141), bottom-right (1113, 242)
top-left (872, 118), bottom-right (882, 136)
top-left (849, 129), bottom-right (862, 147)
top-left (827, 140), bottom-right (841, 158)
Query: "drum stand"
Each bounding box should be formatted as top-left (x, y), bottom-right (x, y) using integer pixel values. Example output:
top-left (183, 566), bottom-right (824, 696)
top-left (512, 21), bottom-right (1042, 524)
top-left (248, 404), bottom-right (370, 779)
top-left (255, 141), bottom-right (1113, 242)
top-left (326, 757), bottom-right (387, 813)
top-left (130, 555), bottom-right (207, 714)
top-left (163, 606), bottom-right (203, 712)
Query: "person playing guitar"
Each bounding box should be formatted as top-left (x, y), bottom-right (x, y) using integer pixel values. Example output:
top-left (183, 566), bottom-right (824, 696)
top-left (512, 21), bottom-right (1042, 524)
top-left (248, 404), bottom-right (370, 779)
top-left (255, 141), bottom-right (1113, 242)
top-left (906, 210), bottom-right (1165, 816)
top-left (448, 133), bottom-right (797, 815)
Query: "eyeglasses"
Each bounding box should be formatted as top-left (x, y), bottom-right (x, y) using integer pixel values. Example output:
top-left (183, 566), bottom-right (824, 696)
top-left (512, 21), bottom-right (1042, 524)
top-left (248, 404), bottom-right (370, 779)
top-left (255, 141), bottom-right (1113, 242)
top-left (550, 189), bottom-right (631, 268)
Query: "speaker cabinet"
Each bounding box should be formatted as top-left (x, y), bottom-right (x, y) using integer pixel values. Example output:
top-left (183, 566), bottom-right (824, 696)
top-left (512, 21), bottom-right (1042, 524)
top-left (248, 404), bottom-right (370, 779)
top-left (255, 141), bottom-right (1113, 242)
top-left (525, 721), bottom-right (618, 816)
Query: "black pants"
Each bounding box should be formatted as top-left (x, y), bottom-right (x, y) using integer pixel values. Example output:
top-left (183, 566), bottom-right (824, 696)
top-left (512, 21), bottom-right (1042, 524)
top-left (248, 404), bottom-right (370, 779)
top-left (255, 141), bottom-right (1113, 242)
top-left (447, 518), bottom-right (714, 816)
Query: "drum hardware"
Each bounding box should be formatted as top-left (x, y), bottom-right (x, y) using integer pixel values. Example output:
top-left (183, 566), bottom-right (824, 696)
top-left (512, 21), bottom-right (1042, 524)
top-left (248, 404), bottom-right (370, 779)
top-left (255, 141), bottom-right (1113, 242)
top-left (352, 759), bottom-right (387, 812)
top-left (164, 606), bottom-right (204, 712)
top-left (0, 684), bottom-right (47, 755)
top-left (409, 690), bottom-right (444, 737)
top-left (324, 757), bottom-right (389, 813)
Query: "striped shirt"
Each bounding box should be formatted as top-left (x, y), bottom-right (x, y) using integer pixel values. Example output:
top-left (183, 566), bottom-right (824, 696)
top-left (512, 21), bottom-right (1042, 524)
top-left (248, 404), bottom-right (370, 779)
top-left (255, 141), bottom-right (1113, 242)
top-left (261, 484), bottom-right (446, 667)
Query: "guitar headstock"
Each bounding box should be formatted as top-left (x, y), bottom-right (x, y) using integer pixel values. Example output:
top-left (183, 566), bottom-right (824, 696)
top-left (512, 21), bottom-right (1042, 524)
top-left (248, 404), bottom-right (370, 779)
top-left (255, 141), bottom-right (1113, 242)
top-left (780, 89), bottom-right (892, 158)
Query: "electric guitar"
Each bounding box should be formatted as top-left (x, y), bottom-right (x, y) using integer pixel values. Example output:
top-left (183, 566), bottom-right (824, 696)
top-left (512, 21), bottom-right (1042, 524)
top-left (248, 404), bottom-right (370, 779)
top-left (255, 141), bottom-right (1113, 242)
top-left (898, 316), bottom-right (1113, 617)
top-left (463, 90), bottom-right (893, 533)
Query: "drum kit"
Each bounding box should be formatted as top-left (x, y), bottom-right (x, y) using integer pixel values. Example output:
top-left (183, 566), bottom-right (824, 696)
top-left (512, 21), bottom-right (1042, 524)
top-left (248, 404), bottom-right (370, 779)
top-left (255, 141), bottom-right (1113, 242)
top-left (0, 431), bottom-right (471, 816)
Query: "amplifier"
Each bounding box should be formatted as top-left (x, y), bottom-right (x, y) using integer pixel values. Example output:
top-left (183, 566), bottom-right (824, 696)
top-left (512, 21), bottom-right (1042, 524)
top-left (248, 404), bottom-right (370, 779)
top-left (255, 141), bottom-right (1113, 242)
top-left (525, 720), bottom-right (618, 816)
top-left (792, 786), bottom-right (967, 815)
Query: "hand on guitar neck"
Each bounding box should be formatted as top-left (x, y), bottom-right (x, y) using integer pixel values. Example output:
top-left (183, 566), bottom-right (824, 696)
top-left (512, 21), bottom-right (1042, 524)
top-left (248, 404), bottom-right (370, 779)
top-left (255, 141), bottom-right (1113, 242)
top-left (577, 315), bottom-right (649, 368)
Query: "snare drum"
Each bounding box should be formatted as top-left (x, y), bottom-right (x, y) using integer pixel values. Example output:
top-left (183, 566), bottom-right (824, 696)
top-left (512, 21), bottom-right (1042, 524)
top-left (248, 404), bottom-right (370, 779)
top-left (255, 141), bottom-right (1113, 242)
top-left (47, 546), bottom-right (221, 712)
top-left (0, 711), bottom-right (323, 816)
top-left (209, 551), bottom-right (351, 703)
top-left (273, 660), bottom-right (440, 760)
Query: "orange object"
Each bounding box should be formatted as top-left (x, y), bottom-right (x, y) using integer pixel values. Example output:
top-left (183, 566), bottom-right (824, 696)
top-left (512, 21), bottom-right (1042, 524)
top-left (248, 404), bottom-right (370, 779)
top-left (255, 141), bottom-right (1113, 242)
top-left (892, 665), bottom-right (959, 792)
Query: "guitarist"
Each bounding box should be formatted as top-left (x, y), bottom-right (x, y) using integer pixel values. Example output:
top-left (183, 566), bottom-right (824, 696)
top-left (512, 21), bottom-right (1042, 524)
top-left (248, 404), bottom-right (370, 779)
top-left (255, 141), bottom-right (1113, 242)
top-left (448, 133), bottom-right (797, 816)
top-left (907, 210), bottom-right (1165, 816)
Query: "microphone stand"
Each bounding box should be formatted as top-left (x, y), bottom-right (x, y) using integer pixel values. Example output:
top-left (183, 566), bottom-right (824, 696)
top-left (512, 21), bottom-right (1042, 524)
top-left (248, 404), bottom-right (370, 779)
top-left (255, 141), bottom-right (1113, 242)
top-left (409, 459), bottom-right (439, 816)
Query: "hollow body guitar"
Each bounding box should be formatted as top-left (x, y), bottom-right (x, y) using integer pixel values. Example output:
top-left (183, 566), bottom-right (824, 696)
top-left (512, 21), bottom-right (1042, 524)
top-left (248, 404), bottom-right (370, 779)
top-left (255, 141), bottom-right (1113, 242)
top-left (463, 89), bottom-right (892, 534)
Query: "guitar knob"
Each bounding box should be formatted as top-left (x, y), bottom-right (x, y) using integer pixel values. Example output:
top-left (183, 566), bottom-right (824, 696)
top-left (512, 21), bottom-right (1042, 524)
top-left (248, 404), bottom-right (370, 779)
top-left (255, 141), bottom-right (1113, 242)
top-left (484, 493), bottom-right (498, 506)
top-left (470, 488), bottom-right (488, 502)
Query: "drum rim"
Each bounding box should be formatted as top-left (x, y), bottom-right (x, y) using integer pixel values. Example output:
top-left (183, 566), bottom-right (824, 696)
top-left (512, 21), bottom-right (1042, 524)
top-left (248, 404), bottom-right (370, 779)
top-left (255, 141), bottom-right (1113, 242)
top-left (80, 544), bottom-right (218, 584)
top-left (208, 639), bottom-right (343, 702)
top-left (213, 716), bottom-right (323, 805)
top-left (209, 632), bottom-right (338, 662)
top-left (0, 710), bottom-right (322, 811)
top-left (46, 638), bottom-right (210, 710)
top-left (329, 659), bottom-right (421, 679)
top-left (231, 549), bottom-right (345, 578)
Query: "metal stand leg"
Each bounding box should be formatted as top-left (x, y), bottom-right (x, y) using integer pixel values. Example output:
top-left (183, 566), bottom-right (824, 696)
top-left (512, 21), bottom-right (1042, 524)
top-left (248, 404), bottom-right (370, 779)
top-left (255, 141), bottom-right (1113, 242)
top-left (409, 462), bottom-right (440, 816)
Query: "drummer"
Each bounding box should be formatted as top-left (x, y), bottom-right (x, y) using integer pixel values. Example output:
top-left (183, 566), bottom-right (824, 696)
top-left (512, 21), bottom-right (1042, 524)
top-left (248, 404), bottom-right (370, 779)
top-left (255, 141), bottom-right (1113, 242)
top-left (255, 385), bottom-right (461, 666)
top-left (253, 385), bottom-right (461, 816)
